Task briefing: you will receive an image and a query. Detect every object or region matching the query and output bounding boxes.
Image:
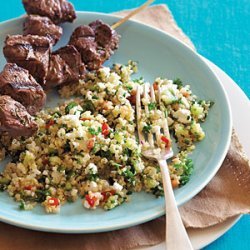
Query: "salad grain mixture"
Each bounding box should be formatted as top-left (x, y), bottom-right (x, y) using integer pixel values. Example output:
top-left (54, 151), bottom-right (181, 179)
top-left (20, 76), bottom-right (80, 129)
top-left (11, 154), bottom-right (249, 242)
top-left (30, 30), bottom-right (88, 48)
top-left (0, 62), bottom-right (213, 213)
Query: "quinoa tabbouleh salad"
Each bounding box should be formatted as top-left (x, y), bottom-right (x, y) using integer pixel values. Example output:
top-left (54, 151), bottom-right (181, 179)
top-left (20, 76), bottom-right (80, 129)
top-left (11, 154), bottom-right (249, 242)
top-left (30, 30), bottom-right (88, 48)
top-left (0, 61), bottom-right (213, 213)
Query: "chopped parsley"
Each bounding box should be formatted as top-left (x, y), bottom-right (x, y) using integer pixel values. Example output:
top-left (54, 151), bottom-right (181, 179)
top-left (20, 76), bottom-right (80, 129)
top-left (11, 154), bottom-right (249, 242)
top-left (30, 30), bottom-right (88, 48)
top-left (82, 100), bottom-right (96, 114)
top-left (88, 127), bottom-right (101, 136)
top-left (133, 76), bottom-right (144, 85)
top-left (148, 102), bottom-right (156, 111)
top-left (142, 124), bottom-right (152, 134)
top-left (65, 102), bottom-right (78, 114)
top-left (173, 78), bottom-right (183, 88)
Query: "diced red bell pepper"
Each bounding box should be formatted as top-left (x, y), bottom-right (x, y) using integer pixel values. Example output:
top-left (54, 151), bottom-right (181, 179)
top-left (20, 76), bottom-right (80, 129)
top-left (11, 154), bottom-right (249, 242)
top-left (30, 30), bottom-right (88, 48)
top-left (85, 194), bottom-right (98, 207)
top-left (101, 190), bottom-right (116, 202)
top-left (161, 136), bottom-right (170, 148)
top-left (87, 138), bottom-right (95, 150)
top-left (127, 90), bottom-right (137, 105)
top-left (48, 197), bottom-right (60, 207)
top-left (24, 185), bottom-right (33, 191)
top-left (45, 119), bottom-right (55, 129)
top-left (153, 82), bottom-right (158, 90)
top-left (102, 123), bottom-right (110, 137)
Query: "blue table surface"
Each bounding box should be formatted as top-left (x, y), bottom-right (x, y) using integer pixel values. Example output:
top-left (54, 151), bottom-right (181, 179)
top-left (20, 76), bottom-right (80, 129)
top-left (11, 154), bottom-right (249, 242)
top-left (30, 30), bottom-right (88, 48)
top-left (0, 0), bottom-right (249, 249)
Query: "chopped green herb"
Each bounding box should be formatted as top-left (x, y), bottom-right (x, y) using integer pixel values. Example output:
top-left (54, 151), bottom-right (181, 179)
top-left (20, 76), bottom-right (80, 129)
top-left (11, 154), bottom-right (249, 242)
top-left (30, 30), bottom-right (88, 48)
top-left (180, 158), bottom-right (194, 185)
top-left (88, 127), bottom-right (101, 135)
top-left (173, 78), bottom-right (183, 88)
top-left (133, 76), bottom-right (144, 84)
top-left (92, 95), bottom-right (99, 100)
top-left (142, 124), bottom-right (152, 134)
top-left (35, 189), bottom-right (51, 202)
top-left (64, 140), bottom-right (71, 152)
top-left (96, 150), bottom-right (112, 159)
top-left (19, 200), bottom-right (25, 210)
top-left (148, 102), bottom-right (156, 111)
top-left (65, 102), bottom-right (78, 114)
top-left (126, 85), bottom-right (133, 91)
top-left (82, 100), bottom-right (96, 114)
top-left (124, 148), bottom-right (132, 157)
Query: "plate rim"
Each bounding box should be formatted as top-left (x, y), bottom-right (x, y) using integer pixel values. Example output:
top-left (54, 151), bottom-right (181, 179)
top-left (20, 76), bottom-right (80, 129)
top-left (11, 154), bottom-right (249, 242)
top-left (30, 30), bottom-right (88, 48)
top-left (0, 11), bottom-right (233, 233)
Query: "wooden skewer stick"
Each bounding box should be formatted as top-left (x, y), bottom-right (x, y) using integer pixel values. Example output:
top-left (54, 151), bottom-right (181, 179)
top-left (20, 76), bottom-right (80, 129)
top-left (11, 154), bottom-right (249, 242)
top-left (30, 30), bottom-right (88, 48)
top-left (111, 0), bottom-right (155, 29)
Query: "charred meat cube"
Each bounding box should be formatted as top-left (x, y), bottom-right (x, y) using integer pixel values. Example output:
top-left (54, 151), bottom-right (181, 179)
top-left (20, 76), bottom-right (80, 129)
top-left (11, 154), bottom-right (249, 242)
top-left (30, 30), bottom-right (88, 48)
top-left (22, 0), bottom-right (76, 25)
top-left (0, 95), bottom-right (37, 138)
top-left (3, 35), bottom-right (51, 85)
top-left (89, 20), bottom-right (120, 50)
top-left (69, 21), bottom-right (120, 70)
top-left (69, 25), bottom-right (106, 70)
top-left (0, 63), bottom-right (46, 115)
top-left (23, 15), bottom-right (63, 45)
top-left (46, 45), bottom-right (85, 88)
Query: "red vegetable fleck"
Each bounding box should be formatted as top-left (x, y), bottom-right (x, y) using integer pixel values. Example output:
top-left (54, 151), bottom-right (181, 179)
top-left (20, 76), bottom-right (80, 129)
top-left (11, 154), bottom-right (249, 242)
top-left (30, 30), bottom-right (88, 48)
top-left (127, 90), bottom-right (137, 105)
top-left (46, 119), bottom-right (55, 129)
top-left (153, 82), bottom-right (158, 90)
top-left (101, 190), bottom-right (116, 202)
top-left (24, 185), bottom-right (33, 191)
top-left (85, 194), bottom-right (98, 207)
top-left (80, 117), bottom-right (91, 121)
top-left (102, 123), bottom-right (110, 137)
top-left (161, 136), bottom-right (170, 148)
top-left (87, 138), bottom-right (95, 150)
top-left (48, 197), bottom-right (60, 207)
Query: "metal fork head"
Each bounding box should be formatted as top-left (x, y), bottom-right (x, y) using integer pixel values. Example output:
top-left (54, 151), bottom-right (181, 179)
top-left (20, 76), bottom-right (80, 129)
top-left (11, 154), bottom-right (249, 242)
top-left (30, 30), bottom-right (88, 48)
top-left (136, 83), bottom-right (174, 160)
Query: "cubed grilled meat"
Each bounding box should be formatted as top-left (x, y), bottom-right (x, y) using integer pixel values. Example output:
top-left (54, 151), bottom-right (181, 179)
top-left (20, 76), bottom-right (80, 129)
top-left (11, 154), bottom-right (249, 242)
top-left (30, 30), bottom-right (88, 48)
top-left (69, 21), bottom-right (120, 70)
top-left (23, 15), bottom-right (63, 45)
top-left (69, 27), bottom-right (103, 70)
top-left (0, 95), bottom-right (37, 138)
top-left (3, 35), bottom-right (51, 85)
top-left (46, 45), bottom-right (85, 88)
top-left (89, 20), bottom-right (119, 50)
top-left (22, 0), bottom-right (76, 25)
top-left (0, 63), bottom-right (46, 115)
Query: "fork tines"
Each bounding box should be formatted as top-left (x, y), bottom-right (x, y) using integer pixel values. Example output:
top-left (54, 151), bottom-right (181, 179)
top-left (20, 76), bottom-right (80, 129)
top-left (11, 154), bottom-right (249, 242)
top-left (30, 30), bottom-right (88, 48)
top-left (136, 82), bottom-right (171, 150)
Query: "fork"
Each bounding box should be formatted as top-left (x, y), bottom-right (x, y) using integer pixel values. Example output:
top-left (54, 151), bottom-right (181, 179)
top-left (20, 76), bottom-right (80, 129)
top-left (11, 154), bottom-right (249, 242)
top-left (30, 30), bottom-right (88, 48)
top-left (136, 84), bottom-right (193, 250)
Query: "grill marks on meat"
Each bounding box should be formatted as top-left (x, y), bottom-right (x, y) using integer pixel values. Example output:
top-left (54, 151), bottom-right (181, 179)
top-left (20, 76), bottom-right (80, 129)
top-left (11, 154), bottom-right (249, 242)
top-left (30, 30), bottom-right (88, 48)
top-left (0, 96), bottom-right (37, 138)
top-left (22, 0), bottom-right (76, 25)
top-left (69, 20), bottom-right (120, 70)
top-left (3, 35), bottom-right (51, 85)
top-left (0, 64), bottom-right (46, 115)
top-left (69, 26), bottom-right (103, 70)
top-left (46, 45), bottom-right (85, 88)
top-left (23, 15), bottom-right (63, 45)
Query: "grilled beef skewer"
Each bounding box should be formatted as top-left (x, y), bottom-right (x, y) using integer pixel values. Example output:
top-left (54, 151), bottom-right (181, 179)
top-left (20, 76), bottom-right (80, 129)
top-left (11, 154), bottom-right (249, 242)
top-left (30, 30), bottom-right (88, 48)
top-left (69, 20), bottom-right (120, 71)
top-left (46, 45), bottom-right (85, 88)
top-left (0, 95), bottom-right (37, 138)
top-left (0, 63), bottom-right (46, 115)
top-left (22, 0), bottom-right (76, 25)
top-left (3, 35), bottom-right (51, 85)
top-left (23, 15), bottom-right (63, 46)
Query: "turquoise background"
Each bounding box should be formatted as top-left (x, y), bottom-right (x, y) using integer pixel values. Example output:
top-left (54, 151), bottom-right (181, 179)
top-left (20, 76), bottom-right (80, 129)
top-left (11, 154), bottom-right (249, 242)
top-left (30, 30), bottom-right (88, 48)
top-left (0, 0), bottom-right (249, 249)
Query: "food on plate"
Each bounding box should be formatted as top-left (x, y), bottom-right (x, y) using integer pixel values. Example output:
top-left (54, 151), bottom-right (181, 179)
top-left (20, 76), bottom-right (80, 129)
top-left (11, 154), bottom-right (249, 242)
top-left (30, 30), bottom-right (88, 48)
top-left (3, 35), bottom-right (51, 85)
top-left (22, 0), bottom-right (76, 24)
top-left (69, 20), bottom-right (120, 70)
top-left (0, 63), bottom-right (46, 115)
top-left (0, 95), bottom-right (37, 138)
top-left (23, 15), bottom-right (63, 45)
top-left (0, 62), bottom-right (213, 213)
top-left (46, 45), bottom-right (86, 88)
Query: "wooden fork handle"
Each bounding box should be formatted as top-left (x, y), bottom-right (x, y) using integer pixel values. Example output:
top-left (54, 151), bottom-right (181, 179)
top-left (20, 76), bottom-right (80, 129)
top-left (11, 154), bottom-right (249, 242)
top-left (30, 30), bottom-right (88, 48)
top-left (158, 159), bottom-right (193, 250)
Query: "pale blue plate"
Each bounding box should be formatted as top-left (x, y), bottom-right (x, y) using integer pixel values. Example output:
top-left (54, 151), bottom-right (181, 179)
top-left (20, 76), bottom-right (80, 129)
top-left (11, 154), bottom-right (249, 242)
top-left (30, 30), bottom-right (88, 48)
top-left (0, 12), bottom-right (232, 233)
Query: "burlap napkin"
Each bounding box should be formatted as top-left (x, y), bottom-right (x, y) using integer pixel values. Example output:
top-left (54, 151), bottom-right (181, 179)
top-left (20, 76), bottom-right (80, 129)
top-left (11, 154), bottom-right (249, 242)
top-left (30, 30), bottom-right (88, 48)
top-left (0, 4), bottom-right (249, 250)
